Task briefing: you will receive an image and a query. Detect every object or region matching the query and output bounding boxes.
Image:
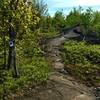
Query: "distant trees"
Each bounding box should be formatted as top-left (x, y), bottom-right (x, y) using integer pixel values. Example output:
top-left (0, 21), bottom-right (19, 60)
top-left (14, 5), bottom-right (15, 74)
top-left (1, 0), bottom-right (100, 38)
top-left (32, 0), bottom-right (48, 16)
top-left (35, 6), bottom-right (100, 38)
top-left (53, 11), bottom-right (65, 30)
top-left (38, 10), bottom-right (65, 34)
top-left (65, 8), bottom-right (81, 27)
top-left (92, 11), bottom-right (100, 38)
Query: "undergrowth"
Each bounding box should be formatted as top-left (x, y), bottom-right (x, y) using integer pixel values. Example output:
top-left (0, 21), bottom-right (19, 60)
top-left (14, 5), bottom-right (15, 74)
top-left (0, 33), bottom-right (49, 99)
top-left (62, 41), bottom-right (100, 86)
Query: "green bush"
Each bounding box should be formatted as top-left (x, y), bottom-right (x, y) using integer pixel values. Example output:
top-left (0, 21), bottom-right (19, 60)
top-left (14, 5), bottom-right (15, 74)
top-left (0, 33), bottom-right (49, 99)
top-left (62, 41), bottom-right (100, 86)
top-left (0, 56), bottom-right (49, 98)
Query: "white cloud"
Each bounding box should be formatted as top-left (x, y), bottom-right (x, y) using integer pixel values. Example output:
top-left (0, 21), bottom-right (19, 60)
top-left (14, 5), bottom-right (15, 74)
top-left (45, 0), bottom-right (63, 7)
top-left (46, 0), bottom-right (100, 8)
top-left (45, 0), bottom-right (100, 16)
top-left (49, 0), bottom-right (75, 8)
top-left (74, 0), bottom-right (100, 6)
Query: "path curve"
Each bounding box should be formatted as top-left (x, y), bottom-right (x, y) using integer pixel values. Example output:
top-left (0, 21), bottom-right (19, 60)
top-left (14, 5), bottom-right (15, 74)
top-left (12, 30), bottom-right (96, 100)
top-left (46, 33), bottom-right (96, 100)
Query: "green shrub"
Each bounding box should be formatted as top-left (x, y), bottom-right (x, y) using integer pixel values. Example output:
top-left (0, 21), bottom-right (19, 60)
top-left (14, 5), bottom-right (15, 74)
top-left (62, 41), bottom-right (100, 86)
top-left (0, 56), bottom-right (49, 98)
top-left (0, 33), bottom-right (49, 99)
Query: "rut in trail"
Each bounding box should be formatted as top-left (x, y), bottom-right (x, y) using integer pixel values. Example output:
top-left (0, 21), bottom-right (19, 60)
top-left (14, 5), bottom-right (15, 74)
top-left (12, 27), bottom-right (96, 100)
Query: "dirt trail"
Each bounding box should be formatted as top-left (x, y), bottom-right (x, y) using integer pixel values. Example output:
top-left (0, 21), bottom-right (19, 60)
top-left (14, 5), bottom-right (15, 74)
top-left (46, 35), bottom-right (95, 100)
top-left (12, 31), bottom-right (97, 100)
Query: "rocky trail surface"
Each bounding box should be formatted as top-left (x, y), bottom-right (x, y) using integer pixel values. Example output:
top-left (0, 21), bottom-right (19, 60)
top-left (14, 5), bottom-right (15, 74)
top-left (12, 30), bottom-right (99, 100)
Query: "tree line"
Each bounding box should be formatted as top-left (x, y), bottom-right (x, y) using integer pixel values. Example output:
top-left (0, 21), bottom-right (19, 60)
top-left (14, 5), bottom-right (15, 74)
top-left (38, 7), bottom-right (100, 38)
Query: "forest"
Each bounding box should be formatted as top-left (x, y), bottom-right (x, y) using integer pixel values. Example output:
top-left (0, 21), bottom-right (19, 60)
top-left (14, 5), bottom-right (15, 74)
top-left (0, 0), bottom-right (100, 99)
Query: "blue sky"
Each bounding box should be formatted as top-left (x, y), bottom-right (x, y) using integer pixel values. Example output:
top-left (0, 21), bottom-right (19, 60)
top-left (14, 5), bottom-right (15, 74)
top-left (44, 0), bottom-right (100, 16)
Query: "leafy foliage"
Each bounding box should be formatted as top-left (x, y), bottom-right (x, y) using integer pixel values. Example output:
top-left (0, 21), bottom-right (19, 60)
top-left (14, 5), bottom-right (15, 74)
top-left (0, 0), bottom-right (49, 99)
top-left (65, 7), bottom-right (82, 27)
top-left (0, 32), bottom-right (49, 98)
top-left (0, 57), bottom-right (49, 98)
top-left (38, 7), bottom-right (100, 38)
top-left (53, 11), bottom-right (65, 30)
top-left (32, 0), bottom-right (48, 16)
top-left (62, 41), bottom-right (100, 86)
